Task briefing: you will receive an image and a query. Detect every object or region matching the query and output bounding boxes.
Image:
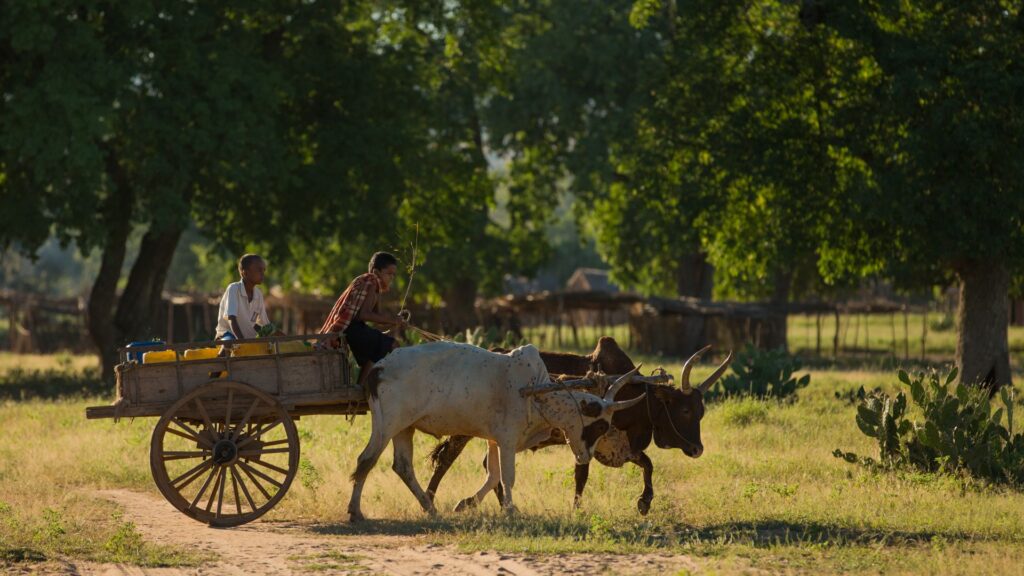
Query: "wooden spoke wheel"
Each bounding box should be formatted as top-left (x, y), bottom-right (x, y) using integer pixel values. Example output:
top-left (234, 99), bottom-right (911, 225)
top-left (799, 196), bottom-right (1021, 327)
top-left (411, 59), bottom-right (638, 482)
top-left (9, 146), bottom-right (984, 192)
top-left (150, 381), bottom-right (299, 527)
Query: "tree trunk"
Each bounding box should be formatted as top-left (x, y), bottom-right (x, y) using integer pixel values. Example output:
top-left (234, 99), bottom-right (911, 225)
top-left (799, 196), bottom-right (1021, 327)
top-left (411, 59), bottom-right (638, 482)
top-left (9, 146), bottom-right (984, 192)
top-left (675, 251), bottom-right (714, 299)
top-left (956, 261), bottom-right (1011, 391)
top-left (762, 269), bottom-right (792, 352)
top-left (443, 277), bottom-right (479, 334)
top-left (88, 146), bottom-right (189, 381)
top-left (114, 226), bottom-right (186, 341)
top-left (88, 148), bottom-right (134, 383)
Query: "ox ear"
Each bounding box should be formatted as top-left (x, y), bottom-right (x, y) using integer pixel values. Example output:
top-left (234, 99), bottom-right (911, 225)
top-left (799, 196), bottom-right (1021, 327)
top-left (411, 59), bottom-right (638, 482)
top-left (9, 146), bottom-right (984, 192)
top-left (579, 399), bottom-right (603, 418)
top-left (602, 393), bottom-right (646, 416)
top-left (697, 350), bottom-right (734, 393)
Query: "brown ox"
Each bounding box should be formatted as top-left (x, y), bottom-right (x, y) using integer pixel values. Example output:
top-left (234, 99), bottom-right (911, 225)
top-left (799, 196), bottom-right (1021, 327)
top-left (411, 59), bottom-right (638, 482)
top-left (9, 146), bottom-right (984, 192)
top-left (426, 337), bottom-right (731, 514)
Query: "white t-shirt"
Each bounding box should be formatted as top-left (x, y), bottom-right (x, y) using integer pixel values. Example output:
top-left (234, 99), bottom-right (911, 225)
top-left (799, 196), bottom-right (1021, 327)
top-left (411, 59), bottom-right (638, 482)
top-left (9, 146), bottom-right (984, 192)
top-left (215, 281), bottom-right (270, 339)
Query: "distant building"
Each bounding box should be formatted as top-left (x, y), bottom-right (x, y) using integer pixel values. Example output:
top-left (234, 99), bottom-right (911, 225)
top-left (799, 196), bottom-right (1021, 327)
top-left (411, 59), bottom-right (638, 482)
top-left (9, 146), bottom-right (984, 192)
top-left (503, 271), bottom-right (562, 296)
top-left (566, 268), bottom-right (620, 293)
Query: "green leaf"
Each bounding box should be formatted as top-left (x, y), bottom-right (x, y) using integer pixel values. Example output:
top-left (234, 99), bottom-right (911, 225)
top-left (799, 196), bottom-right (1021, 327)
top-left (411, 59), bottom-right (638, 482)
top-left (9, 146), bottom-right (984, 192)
top-left (857, 403), bottom-right (881, 427)
top-left (910, 379), bottom-right (926, 407)
top-left (945, 367), bottom-right (959, 386)
top-left (921, 421), bottom-right (942, 450)
top-left (856, 414), bottom-right (878, 438)
top-left (898, 370), bottom-right (911, 386)
top-left (892, 392), bottom-right (907, 419)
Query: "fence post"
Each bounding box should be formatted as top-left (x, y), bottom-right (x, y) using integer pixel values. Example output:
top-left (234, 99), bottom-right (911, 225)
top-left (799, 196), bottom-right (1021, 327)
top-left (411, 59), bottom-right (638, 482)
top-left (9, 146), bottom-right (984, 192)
top-left (816, 313), bottom-right (822, 356)
top-left (921, 308), bottom-right (928, 361)
top-left (890, 312), bottom-right (897, 359)
top-left (833, 309), bottom-right (841, 357)
top-left (903, 307), bottom-right (910, 361)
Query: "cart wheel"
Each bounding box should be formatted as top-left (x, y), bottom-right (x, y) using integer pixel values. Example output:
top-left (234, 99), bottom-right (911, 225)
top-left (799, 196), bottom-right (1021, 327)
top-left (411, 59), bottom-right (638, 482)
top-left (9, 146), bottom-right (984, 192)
top-left (150, 380), bottom-right (299, 527)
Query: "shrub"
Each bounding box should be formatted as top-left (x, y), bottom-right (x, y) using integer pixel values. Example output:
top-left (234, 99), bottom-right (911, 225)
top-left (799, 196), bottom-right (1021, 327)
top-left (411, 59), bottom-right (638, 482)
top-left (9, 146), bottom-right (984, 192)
top-left (834, 368), bottom-right (1024, 485)
top-left (704, 344), bottom-right (810, 402)
top-left (717, 398), bottom-right (771, 427)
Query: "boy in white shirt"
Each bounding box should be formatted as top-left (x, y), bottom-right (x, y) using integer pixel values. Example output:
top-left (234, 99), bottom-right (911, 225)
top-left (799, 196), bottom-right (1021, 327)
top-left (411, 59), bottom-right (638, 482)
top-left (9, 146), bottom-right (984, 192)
top-left (216, 254), bottom-right (271, 341)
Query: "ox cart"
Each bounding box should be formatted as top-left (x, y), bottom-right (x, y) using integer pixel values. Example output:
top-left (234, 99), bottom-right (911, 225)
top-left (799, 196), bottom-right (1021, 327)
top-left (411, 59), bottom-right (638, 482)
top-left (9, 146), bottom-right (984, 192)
top-left (86, 334), bottom-right (364, 527)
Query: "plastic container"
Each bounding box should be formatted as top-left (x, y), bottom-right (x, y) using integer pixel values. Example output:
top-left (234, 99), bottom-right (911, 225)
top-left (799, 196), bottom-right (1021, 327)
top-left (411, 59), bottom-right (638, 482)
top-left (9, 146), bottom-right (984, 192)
top-left (183, 347), bottom-right (220, 361)
top-left (231, 342), bottom-right (271, 357)
top-left (276, 341), bottom-right (308, 354)
top-left (127, 340), bottom-right (165, 362)
top-left (142, 350), bottom-right (178, 364)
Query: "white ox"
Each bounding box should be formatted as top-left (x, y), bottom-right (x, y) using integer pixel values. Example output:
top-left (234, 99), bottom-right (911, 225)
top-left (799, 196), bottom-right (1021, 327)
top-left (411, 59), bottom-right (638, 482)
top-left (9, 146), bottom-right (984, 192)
top-left (347, 342), bottom-right (644, 520)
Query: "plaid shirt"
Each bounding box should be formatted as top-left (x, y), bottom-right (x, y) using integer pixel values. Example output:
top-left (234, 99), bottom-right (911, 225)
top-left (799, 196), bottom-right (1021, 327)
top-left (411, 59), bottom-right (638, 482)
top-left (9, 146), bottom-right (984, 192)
top-left (318, 273), bottom-right (382, 339)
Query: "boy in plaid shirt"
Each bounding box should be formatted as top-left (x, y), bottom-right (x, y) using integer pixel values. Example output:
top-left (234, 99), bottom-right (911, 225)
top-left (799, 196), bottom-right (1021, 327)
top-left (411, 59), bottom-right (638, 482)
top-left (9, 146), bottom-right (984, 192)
top-left (319, 252), bottom-right (407, 385)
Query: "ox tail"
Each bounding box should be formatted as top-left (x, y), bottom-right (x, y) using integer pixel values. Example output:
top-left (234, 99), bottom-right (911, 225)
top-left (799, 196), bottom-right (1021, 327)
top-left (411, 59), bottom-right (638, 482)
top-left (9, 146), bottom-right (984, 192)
top-left (428, 437), bottom-right (455, 470)
top-left (350, 453), bottom-right (376, 484)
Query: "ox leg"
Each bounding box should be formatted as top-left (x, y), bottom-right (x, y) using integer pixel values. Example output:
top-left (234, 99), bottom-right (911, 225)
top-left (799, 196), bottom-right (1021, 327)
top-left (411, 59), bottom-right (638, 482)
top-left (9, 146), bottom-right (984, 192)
top-left (347, 421), bottom-right (392, 522)
top-left (573, 463), bottom-right (591, 510)
top-left (490, 453), bottom-right (505, 505)
top-left (454, 441), bottom-right (501, 512)
top-left (425, 435), bottom-right (472, 503)
top-left (480, 451), bottom-right (505, 505)
top-left (630, 452), bottom-right (655, 515)
top-left (497, 441), bottom-right (517, 513)
top-left (391, 427), bottom-right (436, 515)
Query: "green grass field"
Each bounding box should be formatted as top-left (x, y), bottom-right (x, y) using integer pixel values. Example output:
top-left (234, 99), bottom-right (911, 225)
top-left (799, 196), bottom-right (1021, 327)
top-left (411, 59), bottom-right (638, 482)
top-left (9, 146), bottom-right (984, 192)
top-left (2, 347), bottom-right (1023, 574)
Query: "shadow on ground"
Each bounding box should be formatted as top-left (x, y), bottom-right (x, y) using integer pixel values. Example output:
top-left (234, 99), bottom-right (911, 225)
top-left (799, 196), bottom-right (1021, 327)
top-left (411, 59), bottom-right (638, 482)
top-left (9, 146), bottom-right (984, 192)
top-left (307, 515), bottom-right (1000, 549)
top-left (0, 368), bottom-right (109, 400)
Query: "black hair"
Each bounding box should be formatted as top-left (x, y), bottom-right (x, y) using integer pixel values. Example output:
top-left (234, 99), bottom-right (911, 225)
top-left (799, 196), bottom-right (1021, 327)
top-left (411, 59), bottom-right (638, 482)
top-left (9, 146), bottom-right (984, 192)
top-left (238, 253), bottom-right (265, 273)
top-left (368, 251), bottom-right (399, 273)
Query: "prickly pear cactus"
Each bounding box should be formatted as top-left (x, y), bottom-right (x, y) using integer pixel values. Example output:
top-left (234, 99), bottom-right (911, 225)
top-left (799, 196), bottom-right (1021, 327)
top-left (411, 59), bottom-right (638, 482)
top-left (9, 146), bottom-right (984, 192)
top-left (835, 367), bottom-right (1024, 485)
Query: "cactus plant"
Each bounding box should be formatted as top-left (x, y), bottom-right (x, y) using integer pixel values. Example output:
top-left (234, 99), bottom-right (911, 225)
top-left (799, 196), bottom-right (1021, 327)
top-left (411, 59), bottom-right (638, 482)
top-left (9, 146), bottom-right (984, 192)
top-left (835, 368), bottom-right (1024, 485)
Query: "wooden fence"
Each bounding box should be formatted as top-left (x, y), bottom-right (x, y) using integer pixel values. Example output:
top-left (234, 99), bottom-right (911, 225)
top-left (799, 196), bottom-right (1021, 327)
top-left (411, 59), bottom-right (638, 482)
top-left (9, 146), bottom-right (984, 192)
top-left (0, 287), bottom-right (1010, 360)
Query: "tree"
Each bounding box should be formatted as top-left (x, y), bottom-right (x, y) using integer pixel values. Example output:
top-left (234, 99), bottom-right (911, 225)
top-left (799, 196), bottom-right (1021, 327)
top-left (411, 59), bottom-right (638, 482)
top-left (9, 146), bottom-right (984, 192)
top-left (819, 1), bottom-right (1024, 387)
top-left (0, 1), bottom-right (446, 380)
top-left (277, 1), bottom-right (557, 331)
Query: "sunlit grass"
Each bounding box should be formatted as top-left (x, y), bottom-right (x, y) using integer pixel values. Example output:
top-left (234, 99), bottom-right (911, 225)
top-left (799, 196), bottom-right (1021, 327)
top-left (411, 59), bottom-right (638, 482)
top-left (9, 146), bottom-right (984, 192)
top-left (2, 351), bottom-right (1024, 573)
top-left (0, 351), bottom-right (98, 375)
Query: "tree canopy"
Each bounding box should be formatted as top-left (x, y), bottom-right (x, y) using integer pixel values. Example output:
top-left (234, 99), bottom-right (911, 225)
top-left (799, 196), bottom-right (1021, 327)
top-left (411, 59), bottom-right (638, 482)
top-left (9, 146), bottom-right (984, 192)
top-left (3, 0), bottom-right (1023, 387)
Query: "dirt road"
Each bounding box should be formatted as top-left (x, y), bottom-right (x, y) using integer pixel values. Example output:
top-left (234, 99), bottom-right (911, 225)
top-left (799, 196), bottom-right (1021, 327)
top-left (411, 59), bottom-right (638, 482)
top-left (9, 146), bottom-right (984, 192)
top-left (55, 490), bottom-right (700, 575)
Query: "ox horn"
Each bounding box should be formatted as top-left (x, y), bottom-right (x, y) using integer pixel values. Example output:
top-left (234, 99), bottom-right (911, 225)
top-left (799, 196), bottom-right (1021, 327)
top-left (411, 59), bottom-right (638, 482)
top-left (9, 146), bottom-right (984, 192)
top-left (601, 392), bottom-right (647, 415)
top-left (603, 364), bottom-right (642, 403)
top-left (679, 345), bottom-right (713, 394)
top-left (697, 349), bottom-right (734, 393)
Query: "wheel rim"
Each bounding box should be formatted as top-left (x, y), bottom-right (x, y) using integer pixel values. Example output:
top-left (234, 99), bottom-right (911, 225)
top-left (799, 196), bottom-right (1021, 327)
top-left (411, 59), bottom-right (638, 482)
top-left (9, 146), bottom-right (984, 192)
top-left (150, 381), bottom-right (299, 527)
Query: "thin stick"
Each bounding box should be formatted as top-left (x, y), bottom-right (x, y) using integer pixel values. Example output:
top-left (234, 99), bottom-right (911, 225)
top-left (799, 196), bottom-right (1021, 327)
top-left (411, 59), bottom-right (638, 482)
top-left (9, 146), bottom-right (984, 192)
top-left (400, 224), bottom-right (419, 313)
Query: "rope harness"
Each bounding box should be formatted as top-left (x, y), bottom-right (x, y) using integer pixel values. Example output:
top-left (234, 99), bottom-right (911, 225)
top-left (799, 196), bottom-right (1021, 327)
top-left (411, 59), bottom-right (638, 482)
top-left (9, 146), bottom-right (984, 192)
top-left (529, 376), bottom-right (586, 441)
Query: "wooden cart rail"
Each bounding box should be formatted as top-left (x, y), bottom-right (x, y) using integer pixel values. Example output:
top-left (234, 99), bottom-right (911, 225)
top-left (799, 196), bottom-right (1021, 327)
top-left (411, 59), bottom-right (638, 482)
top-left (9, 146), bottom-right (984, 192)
top-left (86, 333), bottom-right (366, 421)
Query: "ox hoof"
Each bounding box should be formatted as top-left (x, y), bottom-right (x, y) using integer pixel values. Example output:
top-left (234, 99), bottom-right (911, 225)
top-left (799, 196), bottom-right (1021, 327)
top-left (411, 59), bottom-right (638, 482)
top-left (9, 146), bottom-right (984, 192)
top-left (453, 497), bottom-right (477, 513)
top-left (502, 504), bottom-right (519, 516)
top-left (348, 509), bottom-right (366, 523)
top-left (636, 497), bottom-right (651, 516)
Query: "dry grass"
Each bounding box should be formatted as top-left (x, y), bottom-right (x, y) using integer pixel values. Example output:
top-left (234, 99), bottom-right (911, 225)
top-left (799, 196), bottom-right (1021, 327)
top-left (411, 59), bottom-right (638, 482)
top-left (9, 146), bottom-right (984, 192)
top-left (1, 353), bottom-right (1023, 574)
top-left (0, 351), bottom-right (98, 375)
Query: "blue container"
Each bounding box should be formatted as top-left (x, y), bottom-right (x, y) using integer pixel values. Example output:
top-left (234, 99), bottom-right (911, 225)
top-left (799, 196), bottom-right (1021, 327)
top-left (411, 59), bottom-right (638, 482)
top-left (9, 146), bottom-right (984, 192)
top-left (127, 340), bottom-right (165, 362)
